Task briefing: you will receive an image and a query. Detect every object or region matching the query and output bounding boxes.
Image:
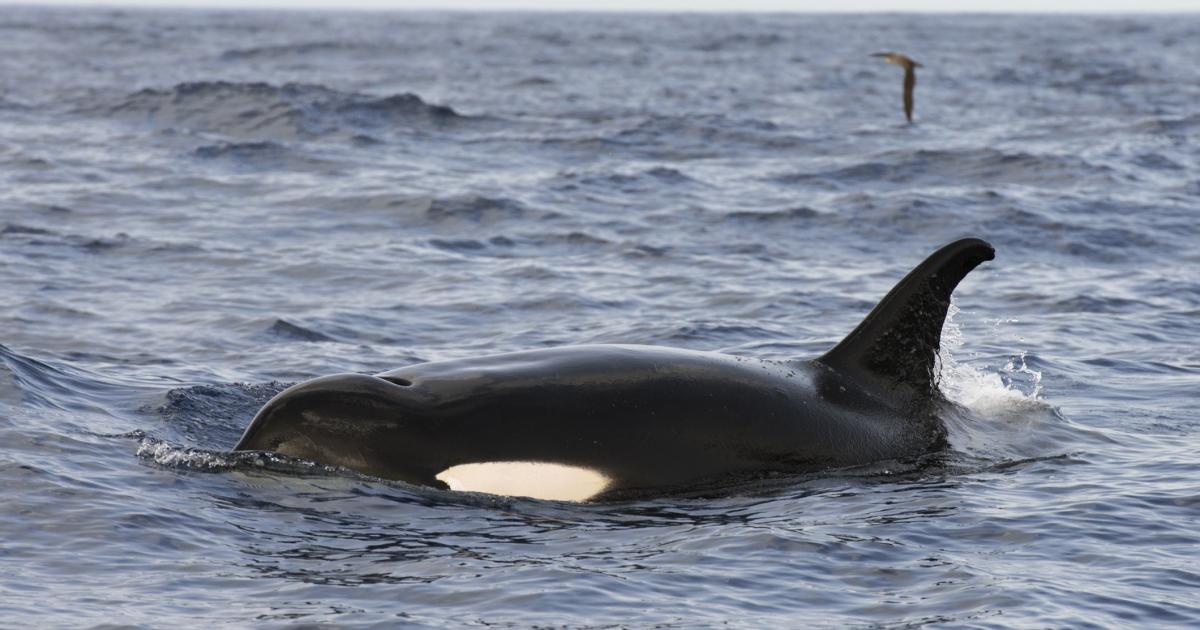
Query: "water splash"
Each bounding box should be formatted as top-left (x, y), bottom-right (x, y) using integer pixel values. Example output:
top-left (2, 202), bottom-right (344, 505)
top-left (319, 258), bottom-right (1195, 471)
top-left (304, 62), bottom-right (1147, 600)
top-left (136, 436), bottom-right (237, 472)
top-left (136, 435), bottom-right (361, 479)
top-left (934, 303), bottom-right (1077, 465)
top-left (937, 302), bottom-right (1044, 412)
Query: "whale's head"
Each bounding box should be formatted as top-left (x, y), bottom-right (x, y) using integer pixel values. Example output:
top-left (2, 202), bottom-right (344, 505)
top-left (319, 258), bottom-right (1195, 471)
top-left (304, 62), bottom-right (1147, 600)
top-left (234, 373), bottom-right (435, 483)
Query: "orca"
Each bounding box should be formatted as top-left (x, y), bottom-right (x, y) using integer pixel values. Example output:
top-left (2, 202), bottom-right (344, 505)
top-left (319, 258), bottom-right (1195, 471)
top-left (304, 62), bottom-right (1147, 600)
top-left (234, 238), bottom-right (994, 501)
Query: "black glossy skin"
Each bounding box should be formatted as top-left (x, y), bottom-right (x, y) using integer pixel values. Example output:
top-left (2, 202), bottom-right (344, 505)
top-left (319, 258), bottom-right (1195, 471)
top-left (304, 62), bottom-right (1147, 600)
top-left (235, 345), bottom-right (943, 497)
top-left (235, 238), bottom-right (995, 499)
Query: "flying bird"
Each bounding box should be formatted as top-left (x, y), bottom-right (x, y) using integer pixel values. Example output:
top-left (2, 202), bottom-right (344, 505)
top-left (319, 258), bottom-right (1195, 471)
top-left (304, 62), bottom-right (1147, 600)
top-left (872, 52), bottom-right (922, 123)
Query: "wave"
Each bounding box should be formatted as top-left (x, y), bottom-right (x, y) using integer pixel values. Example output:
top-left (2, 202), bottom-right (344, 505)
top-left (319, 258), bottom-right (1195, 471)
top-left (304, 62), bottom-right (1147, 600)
top-left (151, 381), bottom-right (289, 448)
top-left (610, 321), bottom-right (789, 347)
top-left (218, 40), bottom-right (376, 61)
top-left (1047, 296), bottom-right (1154, 314)
top-left (774, 148), bottom-right (1117, 190)
top-left (1, 223), bottom-right (55, 236)
top-left (610, 114), bottom-right (793, 152)
top-left (551, 166), bottom-right (703, 193)
top-left (1, 223), bottom-right (205, 256)
top-left (292, 193), bottom-right (561, 229)
top-left (193, 140), bottom-right (287, 160)
top-left (540, 113), bottom-right (805, 159)
top-left (526, 231), bottom-right (613, 248)
top-left (404, 194), bottom-right (557, 225)
top-left (428, 235), bottom-right (522, 253)
top-left (981, 208), bottom-right (1159, 262)
top-left (1132, 152), bottom-right (1184, 171)
top-left (1013, 49), bottom-right (1152, 90)
top-left (0, 345), bottom-right (281, 447)
top-left (0, 152), bottom-right (53, 171)
top-left (0, 96), bottom-right (30, 111)
top-left (0, 343), bottom-right (154, 415)
top-left (1051, 65), bottom-right (1151, 91)
top-left (723, 206), bottom-right (821, 224)
top-left (267, 319), bottom-right (335, 343)
top-left (1131, 113), bottom-right (1200, 137)
top-left (692, 32), bottom-right (784, 52)
top-left (100, 81), bottom-right (466, 141)
top-left (191, 140), bottom-right (339, 172)
top-left (513, 76), bottom-right (556, 88)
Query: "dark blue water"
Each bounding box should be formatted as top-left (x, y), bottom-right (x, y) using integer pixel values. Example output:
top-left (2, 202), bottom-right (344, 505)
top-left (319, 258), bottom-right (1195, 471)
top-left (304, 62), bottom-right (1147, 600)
top-left (2, 8), bottom-right (1198, 627)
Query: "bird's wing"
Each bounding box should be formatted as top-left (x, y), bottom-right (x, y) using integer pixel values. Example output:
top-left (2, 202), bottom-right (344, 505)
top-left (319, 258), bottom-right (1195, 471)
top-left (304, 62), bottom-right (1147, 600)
top-left (903, 67), bottom-right (916, 122)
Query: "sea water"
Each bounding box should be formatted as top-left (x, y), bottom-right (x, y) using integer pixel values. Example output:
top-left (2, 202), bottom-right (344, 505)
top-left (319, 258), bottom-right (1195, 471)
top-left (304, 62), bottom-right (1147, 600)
top-left (1, 9), bottom-right (1198, 627)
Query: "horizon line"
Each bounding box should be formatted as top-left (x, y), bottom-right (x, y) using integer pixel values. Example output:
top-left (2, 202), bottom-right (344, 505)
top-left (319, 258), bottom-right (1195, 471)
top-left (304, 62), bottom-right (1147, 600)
top-left (3, 2), bottom-right (1198, 14)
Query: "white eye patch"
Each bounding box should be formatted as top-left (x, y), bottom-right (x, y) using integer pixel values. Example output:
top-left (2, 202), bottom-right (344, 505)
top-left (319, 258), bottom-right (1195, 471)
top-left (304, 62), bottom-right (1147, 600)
top-left (435, 461), bottom-right (610, 502)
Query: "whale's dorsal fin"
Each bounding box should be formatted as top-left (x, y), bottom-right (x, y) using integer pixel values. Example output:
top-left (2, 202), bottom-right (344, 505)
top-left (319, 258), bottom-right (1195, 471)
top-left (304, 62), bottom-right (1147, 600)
top-left (817, 238), bottom-right (994, 403)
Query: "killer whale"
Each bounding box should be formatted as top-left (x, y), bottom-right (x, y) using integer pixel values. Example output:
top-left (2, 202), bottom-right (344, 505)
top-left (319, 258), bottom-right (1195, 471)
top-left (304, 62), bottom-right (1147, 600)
top-left (234, 238), bottom-right (994, 501)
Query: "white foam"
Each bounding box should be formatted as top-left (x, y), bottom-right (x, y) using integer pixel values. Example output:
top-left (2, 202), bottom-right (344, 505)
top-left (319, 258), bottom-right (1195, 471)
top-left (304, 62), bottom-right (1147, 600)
top-left (937, 302), bottom-right (1043, 411)
top-left (136, 437), bottom-right (234, 471)
top-left (933, 302), bottom-right (1072, 461)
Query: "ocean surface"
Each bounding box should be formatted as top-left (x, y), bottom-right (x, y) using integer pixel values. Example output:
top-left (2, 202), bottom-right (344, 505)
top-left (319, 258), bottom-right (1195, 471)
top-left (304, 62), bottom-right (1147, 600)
top-left (2, 7), bottom-right (1198, 627)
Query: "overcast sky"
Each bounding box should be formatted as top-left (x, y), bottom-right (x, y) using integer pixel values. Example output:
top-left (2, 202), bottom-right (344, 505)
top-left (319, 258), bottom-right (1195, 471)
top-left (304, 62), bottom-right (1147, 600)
top-left (4, 0), bottom-right (1198, 11)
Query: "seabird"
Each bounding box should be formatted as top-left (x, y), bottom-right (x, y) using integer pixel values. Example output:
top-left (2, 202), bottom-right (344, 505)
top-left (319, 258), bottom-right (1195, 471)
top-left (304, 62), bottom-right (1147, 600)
top-left (872, 52), bottom-right (922, 123)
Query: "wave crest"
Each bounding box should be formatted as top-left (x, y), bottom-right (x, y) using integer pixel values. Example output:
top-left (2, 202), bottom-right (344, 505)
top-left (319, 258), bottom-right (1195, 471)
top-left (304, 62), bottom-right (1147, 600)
top-left (101, 81), bottom-right (465, 140)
